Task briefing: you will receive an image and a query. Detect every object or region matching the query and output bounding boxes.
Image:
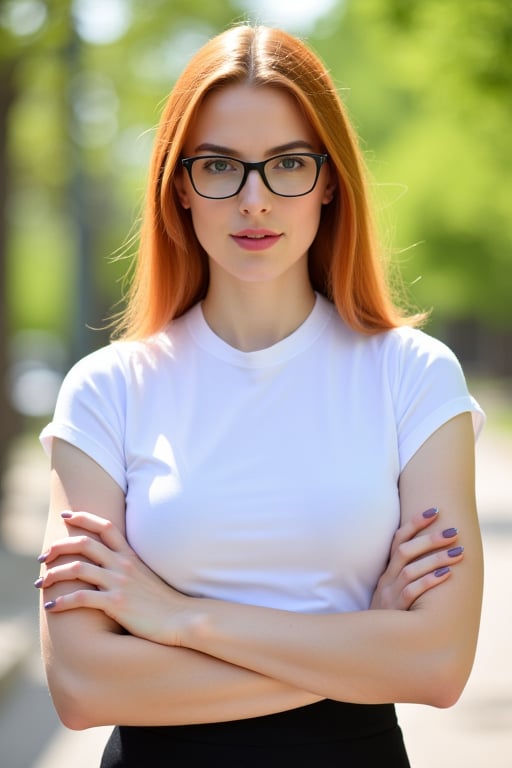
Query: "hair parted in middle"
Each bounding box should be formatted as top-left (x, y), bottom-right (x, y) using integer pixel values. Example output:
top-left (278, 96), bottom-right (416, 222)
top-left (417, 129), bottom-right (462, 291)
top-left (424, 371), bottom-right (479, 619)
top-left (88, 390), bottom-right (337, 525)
top-left (117, 24), bottom-right (422, 340)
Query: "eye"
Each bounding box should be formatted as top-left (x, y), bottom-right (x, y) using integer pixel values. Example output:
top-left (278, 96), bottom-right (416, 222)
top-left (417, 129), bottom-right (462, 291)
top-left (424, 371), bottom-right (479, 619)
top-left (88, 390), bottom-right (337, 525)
top-left (203, 157), bottom-right (237, 174)
top-left (272, 155), bottom-right (307, 172)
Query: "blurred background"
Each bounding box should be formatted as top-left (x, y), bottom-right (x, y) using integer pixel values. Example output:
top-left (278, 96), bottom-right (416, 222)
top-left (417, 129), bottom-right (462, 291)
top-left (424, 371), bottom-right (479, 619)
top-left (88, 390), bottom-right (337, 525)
top-left (0, 1), bottom-right (510, 766)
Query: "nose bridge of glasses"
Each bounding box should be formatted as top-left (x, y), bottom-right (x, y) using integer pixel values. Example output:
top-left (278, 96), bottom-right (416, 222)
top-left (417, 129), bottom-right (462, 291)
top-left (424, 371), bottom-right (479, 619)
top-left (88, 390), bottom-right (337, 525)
top-left (239, 159), bottom-right (273, 195)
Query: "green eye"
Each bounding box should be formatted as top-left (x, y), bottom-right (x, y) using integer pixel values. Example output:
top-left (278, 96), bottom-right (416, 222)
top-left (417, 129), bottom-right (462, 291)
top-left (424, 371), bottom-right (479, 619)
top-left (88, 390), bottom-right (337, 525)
top-left (204, 158), bottom-right (234, 174)
top-left (280, 157), bottom-right (299, 170)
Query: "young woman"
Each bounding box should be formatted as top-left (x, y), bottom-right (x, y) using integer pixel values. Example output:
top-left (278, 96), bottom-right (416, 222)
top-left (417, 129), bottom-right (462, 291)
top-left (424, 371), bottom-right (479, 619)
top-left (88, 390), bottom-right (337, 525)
top-left (37, 25), bottom-right (484, 767)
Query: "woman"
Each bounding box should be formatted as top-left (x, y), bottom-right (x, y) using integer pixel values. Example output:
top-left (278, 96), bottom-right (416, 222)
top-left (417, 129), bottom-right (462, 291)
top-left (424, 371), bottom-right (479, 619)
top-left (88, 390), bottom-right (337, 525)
top-left (37, 25), bottom-right (484, 766)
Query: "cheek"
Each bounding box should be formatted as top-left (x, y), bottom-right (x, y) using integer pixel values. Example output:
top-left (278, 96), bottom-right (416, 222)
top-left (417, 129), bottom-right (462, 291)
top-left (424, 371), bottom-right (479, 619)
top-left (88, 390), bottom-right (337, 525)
top-left (187, 203), bottom-right (224, 253)
top-left (294, 198), bottom-right (325, 243)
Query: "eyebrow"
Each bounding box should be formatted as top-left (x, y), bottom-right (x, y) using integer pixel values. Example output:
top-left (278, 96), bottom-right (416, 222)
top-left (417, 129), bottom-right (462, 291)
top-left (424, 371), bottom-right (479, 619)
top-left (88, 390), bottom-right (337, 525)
top-left (192, 140), bottom-right (316, 157)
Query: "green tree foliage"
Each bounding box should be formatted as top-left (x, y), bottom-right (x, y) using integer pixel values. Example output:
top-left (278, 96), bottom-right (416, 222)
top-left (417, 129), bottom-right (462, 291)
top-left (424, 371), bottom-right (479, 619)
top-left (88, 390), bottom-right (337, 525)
top-left (311, 0), bottom-right (512, 328)
top-left (1, 0), bottom-right (242, 355)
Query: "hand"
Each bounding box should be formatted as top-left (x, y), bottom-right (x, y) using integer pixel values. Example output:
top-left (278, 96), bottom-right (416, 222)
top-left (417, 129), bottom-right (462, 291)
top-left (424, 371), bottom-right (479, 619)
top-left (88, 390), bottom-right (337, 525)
top-left (370, 507), bottom-right (464, 611)
top-left (36, 511), bottom-right (189, 645)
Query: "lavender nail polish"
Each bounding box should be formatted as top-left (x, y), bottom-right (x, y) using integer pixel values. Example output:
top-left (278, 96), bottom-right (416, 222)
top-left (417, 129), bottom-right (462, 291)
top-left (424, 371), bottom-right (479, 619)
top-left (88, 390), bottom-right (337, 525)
top-left (34, 577), bottom-right (44, 589)
top-left (44, 600), bottom-right (57, 610)
top-left (435, 566), bottom-right (450, 577)
top-left (37, 552), bottom-right (48, 564)
top-left (422, 507), bottom-right (439, 519)
top-left (442, 528), bottom-right (458, 539)
top-left (448, 546), bottom-right (464, 557)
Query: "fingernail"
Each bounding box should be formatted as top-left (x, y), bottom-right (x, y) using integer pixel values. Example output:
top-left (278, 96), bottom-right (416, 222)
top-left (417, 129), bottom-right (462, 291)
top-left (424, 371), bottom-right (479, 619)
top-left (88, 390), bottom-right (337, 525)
top-left (44, 600), bottom-right (57, 610)
top-left (34, 577), bottom-right (44, 588)
top-left (448, 546), bottom-right (464, 557)
top-left (442, 528), bottom-right (458, 538)
top-left (435, 566), bottom-right (450, 577)
top-left (422, 507), bottom-right (439, 519)
top-left (37, 552), bottom-right (48, 563)
top-left (61, 511), bottom-right (73, 519)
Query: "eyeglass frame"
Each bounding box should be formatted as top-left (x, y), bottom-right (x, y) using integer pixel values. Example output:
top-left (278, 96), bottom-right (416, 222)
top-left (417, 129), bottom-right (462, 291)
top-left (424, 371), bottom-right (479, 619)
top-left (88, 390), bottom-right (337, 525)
top-left (180, 152), bottom-right (329, 199)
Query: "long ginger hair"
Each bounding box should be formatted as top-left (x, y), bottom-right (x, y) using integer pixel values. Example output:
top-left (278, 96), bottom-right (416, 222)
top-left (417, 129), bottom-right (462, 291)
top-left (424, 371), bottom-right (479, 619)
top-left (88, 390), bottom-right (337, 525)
top-left (115, 25), bottom-right (422, 340)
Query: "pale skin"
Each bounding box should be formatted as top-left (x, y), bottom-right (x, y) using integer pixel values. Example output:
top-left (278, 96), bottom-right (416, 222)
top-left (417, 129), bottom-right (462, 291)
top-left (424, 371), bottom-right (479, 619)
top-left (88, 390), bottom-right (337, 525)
top-left (38, 84), bottom-right (483, 730)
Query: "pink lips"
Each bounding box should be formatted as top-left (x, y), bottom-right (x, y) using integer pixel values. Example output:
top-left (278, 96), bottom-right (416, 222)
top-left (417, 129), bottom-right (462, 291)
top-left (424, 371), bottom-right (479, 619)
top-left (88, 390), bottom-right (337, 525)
top-left (230, 229), bottom-right (282, 252)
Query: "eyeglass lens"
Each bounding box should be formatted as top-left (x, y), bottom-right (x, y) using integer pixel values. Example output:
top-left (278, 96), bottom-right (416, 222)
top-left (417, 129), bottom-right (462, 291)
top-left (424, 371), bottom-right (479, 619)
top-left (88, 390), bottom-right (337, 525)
top-left (188, 154), bottom-right (322, 198)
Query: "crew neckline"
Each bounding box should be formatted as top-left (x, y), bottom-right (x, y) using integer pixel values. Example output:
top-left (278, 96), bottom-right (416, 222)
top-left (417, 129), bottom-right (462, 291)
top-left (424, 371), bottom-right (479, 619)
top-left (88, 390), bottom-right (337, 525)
top-left (185, 292), bottom-right (335, 368)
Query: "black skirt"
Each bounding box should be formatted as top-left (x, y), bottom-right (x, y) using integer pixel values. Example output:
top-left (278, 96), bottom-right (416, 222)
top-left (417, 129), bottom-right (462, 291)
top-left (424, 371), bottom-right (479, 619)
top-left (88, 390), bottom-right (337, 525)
top-left (100, 699), bottom-right (410, 767)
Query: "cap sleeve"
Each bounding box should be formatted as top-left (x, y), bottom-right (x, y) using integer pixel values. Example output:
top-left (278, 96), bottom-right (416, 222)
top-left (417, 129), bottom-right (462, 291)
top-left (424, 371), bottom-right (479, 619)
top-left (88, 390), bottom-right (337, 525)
top-left (40, 344), bottom-right (128, 492)
top-left (393, 328), bottom-right (485, 471)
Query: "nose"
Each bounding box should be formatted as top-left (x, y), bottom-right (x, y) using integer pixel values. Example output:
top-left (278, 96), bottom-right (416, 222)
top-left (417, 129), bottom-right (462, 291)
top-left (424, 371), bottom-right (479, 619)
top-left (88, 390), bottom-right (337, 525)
top-left (238, 169), bottom-right (272, 215)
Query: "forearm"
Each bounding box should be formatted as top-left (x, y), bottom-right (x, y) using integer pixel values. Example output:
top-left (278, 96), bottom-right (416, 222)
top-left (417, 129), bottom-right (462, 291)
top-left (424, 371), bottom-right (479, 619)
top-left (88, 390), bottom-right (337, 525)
top-left (42, 610), bottom-right (321, 730)
top-left (177, 417), bottom-right (484, 709)
top-left (42, 445), bottom-right (320, 728)
top-left (180, 599), bottom-right (473, 709)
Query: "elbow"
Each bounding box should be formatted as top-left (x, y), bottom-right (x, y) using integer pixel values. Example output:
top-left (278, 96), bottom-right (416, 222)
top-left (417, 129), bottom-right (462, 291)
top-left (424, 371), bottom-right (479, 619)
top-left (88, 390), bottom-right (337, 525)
top-left (425, 682), bottom-right (463, 710)
top-left (51, 694), bottom-right (94, 731)
top-left (416, 652), bottom-right (474, 709)
top-left (46, 668), bottom-right (105, 730)
top-left (58, 708), bottom-right (93, 732)
top-left (50, 688), bottom-right (96, 731)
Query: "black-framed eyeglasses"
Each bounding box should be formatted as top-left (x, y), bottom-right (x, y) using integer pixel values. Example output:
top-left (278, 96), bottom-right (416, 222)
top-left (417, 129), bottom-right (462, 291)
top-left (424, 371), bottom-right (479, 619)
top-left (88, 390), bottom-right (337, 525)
top-left (181, 152), bottom-right (329, 199)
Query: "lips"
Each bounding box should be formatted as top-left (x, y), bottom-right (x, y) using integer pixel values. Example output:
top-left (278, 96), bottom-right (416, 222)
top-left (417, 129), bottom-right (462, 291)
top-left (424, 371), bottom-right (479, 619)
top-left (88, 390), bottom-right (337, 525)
top-left (230, 229), bottom-right (282, 251)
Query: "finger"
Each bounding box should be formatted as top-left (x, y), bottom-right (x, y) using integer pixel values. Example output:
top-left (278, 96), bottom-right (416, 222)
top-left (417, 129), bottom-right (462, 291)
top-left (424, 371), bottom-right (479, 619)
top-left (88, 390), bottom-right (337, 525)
top-left (39, 513), bottom-right (126, 565)
top-left (60, 511), bottom-right (126, 552)
top-left (390, 507), bottom-right (439, 554)
top-left (399, 566), bottom-right (453, 610)
top-left (399, 544), bottom-right (464, 588)
top-left (388, 526), bottom-right (460, 579)
top-left (39, 534), bottom-right (113, 567)
top-left (43, 588), bottom-right (113, 614)
top-left (37, 560), bottom-right (109, 591)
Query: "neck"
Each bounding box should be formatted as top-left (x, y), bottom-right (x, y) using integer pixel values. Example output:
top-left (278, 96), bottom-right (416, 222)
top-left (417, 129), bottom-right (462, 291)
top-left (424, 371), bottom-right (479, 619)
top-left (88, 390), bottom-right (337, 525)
top-left (202, 272), bottom-right (316, 352)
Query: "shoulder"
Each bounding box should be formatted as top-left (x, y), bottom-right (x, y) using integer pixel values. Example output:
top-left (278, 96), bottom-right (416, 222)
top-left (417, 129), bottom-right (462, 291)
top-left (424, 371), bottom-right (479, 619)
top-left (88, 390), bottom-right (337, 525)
top-left (327, 313), bottom-right (484, 427)
top-left (378, 325), bottom-right (468, 391)
top-left (62, 331), bottom-right (173, 389)
top-left (384, 325), bottom-right (460, 362)
top-left (372, 325), bottom-right (464, 386)
top-left (362, 324), bottom-right (474, 411)
top-left (326, 309), bottom-right (460, 376)
top-left (378, 326), bottom-right (485, 462)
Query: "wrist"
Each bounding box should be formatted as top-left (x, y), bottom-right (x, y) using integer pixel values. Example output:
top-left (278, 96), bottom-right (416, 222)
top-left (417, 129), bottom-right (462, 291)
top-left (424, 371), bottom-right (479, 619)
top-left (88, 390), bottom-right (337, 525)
top-left (167, 596), bottom-right (212, 649)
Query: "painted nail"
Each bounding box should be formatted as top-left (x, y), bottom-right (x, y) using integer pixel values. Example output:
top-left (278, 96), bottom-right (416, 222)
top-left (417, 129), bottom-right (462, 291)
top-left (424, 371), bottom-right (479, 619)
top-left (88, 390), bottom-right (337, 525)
top-left (422, 507), bottom-right (439, 519)
top-left (34, 577), bottom-right (44, 589)
top-left (448, 546), bottom-right (464, 557)
top-left (442, 528), bottom-right (458, 538)
top-left (435, 566), bottom-right (450, 577)
top-left (61, 511), bottom-right (73, 519)
top-left (44, 600), bottom-right (57, 610)
top-left (37, 552), bottom-right (48, 564)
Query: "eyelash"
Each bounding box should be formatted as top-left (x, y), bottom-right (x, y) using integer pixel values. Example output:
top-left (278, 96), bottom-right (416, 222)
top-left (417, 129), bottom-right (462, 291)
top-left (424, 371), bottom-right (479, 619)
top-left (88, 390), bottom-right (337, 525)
top-left (203, 159), bottom-right (237, 173)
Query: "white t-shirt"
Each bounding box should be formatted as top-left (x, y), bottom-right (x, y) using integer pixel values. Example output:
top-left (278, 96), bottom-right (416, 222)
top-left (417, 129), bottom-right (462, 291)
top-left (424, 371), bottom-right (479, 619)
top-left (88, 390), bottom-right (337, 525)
top-left (40, 294), bottom-right (484, 614)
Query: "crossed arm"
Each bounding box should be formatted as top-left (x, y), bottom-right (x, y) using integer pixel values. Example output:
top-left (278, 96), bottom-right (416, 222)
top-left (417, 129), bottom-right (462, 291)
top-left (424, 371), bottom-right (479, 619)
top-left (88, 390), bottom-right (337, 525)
top-left (38, 413), bottom-right (483, 730)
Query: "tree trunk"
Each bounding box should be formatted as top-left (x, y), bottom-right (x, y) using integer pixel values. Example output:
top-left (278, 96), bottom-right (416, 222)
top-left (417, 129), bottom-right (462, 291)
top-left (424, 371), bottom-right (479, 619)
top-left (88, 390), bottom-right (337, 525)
top-left (0, 56), bottom-right (21, 542)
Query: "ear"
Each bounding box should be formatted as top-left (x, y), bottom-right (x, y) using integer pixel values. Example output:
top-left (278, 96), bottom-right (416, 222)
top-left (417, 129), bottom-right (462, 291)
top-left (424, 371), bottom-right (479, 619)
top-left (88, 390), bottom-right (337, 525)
top-left (174, 171), bottom-right (191, 209)
top-left (321, 169), bottom-right (337, 205)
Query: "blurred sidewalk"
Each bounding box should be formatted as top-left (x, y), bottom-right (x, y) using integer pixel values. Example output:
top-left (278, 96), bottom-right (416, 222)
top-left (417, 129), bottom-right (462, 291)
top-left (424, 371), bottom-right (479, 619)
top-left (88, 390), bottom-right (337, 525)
top-left (0, 399), bottom-right (511, 767)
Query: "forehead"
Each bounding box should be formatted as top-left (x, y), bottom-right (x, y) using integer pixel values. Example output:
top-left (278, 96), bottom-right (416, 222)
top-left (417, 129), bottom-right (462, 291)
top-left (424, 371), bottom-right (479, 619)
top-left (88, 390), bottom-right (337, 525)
top-left (184, 83), bottom-right (319, 156)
